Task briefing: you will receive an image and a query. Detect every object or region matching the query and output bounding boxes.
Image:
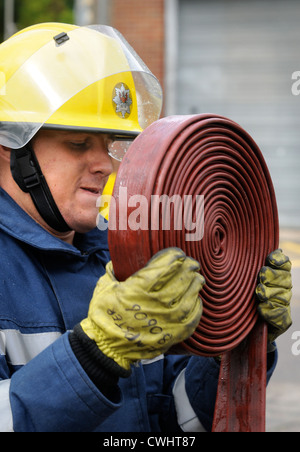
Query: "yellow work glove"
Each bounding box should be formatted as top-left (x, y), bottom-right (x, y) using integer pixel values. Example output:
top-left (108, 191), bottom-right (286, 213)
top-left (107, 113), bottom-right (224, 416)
top-left (81, 248), bottom-right (205, 371)
top-left (256, 249), bottom-right (292, 343)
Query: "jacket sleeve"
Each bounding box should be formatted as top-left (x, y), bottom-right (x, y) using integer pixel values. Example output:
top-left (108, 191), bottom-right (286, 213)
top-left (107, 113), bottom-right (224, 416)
top-left (0, 333), bottom-right (14, 432)
top-left (172, 356), bottom-right (220, 432)
top-left (9, 333), bottom-right (122, 432)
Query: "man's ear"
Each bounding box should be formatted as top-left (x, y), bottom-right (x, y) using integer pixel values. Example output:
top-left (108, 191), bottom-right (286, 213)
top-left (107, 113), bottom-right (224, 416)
top-left (0, 145), bottom-right (11, 163)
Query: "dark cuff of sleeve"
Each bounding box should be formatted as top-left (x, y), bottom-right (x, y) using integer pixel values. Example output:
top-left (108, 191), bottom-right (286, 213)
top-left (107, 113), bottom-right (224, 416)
top-left (69, 324), bottom-right (131, 401)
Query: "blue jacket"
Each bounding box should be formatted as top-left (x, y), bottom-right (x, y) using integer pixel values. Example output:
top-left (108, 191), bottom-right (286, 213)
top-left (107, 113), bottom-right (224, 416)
top-left (0, 188), bottom-right (276, 432)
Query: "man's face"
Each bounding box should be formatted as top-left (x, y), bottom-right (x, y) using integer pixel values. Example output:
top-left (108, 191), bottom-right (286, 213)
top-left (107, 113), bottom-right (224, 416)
top-left (32, 129), bottom-right (113, 233)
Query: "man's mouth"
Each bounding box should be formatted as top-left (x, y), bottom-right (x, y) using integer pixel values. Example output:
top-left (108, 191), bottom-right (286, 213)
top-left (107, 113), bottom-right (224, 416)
top-left (80, 187), bottom-right (102, 195)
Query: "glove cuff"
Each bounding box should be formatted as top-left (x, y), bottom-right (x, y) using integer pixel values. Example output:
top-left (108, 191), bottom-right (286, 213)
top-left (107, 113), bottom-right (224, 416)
top-left (69, 324), bottom-right (131, 399)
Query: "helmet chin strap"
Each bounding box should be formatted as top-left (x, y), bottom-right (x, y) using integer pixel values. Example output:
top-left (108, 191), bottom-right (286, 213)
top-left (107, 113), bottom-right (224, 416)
top-left (10, 144), bottom-right (71, 233)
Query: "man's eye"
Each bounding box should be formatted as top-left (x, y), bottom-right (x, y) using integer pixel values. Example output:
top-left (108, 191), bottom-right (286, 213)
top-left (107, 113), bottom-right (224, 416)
top-left (70, 141), bottom-right (89, 150)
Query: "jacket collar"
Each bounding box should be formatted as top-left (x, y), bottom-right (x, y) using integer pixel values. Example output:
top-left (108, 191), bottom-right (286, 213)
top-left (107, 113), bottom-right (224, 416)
top-left (0, 187), bottom-right (108, 255)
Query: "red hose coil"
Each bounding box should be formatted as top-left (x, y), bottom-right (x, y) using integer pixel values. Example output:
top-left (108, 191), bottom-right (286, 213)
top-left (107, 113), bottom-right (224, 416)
top-left (108, 114), bottom-right (279, 357)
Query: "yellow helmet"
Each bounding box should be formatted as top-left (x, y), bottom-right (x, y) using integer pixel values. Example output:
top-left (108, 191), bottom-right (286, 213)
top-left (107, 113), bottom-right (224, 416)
top-left (0, 23), bottom-right (163, 151)
top-left (1, 23), bottom-right (162, 233)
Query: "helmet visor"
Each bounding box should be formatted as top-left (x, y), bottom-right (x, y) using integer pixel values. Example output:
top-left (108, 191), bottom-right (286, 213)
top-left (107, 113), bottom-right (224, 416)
top-left (107, 137), bottom-right (134, 162)
top-left (0, 25), bottom-right (162, 149)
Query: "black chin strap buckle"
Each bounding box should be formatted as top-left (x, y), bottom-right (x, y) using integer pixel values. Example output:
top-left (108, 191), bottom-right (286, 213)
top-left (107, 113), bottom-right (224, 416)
top-left (10, 145), bottom-right (71, 233)
top-left (16, 153), bottom-right (41, 191)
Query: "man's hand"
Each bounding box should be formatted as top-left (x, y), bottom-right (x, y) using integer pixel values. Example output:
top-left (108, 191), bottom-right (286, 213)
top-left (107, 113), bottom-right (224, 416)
top-left (256, 249), bottom-right (292, 343)
top-left (81, 248), bottom-right (205, 371)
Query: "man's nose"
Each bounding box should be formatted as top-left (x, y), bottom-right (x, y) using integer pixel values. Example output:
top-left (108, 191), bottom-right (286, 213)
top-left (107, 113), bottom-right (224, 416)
top-left (88, 143), bottom-right (113, 177)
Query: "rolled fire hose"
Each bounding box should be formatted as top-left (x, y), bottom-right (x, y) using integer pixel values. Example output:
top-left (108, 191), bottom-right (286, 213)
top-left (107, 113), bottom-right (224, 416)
top-left (108, 114), bottom-right (279, 358)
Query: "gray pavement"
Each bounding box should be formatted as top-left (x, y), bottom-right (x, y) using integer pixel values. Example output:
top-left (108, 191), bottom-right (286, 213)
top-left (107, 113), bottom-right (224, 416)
top-left (266, 229), bottom-right (300, 432)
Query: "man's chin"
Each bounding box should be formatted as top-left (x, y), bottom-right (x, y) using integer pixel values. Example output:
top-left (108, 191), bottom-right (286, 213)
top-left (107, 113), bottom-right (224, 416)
top-left (67, 215), bottom-right (99, 235)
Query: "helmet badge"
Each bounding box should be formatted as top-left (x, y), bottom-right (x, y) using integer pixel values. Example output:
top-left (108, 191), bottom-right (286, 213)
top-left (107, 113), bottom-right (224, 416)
top-left (113, 83), bottom-right (132, 119)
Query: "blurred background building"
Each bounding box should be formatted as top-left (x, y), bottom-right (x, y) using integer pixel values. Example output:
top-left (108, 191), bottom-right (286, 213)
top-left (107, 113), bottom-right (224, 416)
top-left (1, 0), bottom-right (300, 431)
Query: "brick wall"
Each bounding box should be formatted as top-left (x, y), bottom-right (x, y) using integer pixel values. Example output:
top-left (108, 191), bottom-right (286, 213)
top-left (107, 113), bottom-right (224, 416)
top-left (110, 0), bottom-right (165, 93)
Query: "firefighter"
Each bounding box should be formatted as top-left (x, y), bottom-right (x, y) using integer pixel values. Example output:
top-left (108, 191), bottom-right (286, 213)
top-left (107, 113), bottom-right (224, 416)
top-left (0, 23), bottom-right (292, 432)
